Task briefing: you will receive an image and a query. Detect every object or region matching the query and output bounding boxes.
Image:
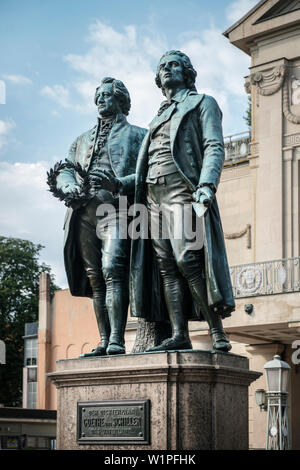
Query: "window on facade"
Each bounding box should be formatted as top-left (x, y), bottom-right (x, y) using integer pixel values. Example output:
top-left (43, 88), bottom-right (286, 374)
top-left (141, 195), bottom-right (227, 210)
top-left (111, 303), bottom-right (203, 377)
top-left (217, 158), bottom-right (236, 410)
top-left (27, 381), bottom-right (37, 408)
top-left (26, 436), bottom-right (53, 449)
top-left (24, 337), bottom-right (37, 366)
top-left (27, 366), bottom-right (37, 382)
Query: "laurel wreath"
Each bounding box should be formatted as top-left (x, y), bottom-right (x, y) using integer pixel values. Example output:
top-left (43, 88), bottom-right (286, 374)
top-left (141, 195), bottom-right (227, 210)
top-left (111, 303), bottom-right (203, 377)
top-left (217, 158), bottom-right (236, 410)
top-left (46, 159), bottom-right (92, 207)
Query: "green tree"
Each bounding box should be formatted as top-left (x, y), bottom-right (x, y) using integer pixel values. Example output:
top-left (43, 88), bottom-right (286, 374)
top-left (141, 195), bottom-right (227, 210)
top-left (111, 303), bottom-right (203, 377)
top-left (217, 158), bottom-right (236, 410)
top-left (0, 236), bottom-right (59, 406)
top-left (244, 95), bottom-right (252, 129)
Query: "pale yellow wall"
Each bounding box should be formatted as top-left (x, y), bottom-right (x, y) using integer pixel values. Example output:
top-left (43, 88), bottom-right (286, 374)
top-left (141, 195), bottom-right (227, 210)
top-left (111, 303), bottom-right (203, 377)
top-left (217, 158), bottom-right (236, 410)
top-left (47, 290), bottom-right (97, 409)
top-left (45, 289), bottom-right (136, 410)
top-left (218, 163), bottom-right (253, 266)
top-left (251, 28), bottom-right (300, 68)
top-left (248, 29), bottom-right (300, 263)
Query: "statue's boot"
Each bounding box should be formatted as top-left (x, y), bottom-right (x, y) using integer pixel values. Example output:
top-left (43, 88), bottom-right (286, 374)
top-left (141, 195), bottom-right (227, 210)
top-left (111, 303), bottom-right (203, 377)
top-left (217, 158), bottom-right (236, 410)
top-left (79, 291), bottom-right (110, 357)
top-left (147, 335), bottom-right (192, 352)
top-left (209, 326), bottom-right (232, 353)
top-left (188, 279), bottom-right (231, 352)
top-left (147, 275), bottom-right (192, 352)
top-left (105, 280), bottom-right (128, 355)
top-left (79, 344), bottom-right (107, 358)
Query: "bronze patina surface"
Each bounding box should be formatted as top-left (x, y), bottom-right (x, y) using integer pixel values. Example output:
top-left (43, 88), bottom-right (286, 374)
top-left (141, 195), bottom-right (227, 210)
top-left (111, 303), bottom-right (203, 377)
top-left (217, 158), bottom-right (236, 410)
top-left (48, 77), bottom-right (146, 356)
top-left (130, 51), bottom-right (235, 352)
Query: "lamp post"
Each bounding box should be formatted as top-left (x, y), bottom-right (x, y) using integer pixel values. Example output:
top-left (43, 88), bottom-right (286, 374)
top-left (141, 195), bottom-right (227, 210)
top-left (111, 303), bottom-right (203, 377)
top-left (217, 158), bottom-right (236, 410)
top-left (254, 388), bottom-right (267, 411)
top-left (264, 355), bottom-right (291, 450)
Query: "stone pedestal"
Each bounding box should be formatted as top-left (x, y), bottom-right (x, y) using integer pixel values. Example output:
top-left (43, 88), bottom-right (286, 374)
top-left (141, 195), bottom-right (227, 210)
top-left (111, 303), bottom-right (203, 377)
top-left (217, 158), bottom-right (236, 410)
top-left (48, 350), bottom-right (261, 450)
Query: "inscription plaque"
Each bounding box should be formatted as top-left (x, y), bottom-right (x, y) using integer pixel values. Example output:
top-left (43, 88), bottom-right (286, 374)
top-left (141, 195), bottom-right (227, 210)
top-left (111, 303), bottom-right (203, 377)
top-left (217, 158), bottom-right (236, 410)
top-left (77, 399), bottom-right (150, 445)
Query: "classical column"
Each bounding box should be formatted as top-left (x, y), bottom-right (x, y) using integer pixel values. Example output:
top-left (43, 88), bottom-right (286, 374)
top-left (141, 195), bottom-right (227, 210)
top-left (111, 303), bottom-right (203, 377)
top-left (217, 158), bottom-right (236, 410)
top-left (37, 272), bottom-right (52, 409)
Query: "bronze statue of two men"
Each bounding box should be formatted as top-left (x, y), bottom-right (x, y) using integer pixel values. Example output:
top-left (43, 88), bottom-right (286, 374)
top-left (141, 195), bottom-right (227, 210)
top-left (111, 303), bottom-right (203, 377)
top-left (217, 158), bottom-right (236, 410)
top-left (51, 50), bottom-right (235, 357)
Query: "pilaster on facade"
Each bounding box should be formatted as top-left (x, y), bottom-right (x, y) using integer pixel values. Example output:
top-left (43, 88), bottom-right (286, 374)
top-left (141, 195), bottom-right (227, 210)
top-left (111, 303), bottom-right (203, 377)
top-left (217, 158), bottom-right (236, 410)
top-left (37, 273), bottom-right (52, 410)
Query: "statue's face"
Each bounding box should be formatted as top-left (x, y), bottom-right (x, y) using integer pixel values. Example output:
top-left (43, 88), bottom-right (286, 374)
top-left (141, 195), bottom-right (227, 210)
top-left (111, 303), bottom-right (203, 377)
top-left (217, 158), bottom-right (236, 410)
top-left (158, 54), bottom-right (185, 90)
top-left (95, 83), bottom-right (120, 118)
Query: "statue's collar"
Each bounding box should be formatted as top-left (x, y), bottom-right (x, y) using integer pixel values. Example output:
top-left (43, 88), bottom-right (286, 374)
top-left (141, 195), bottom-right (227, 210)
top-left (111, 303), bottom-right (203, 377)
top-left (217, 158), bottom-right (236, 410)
top-left (158, 88), bottom-right (194, 110)
top-left (97, 113), bottom-right (126, 125)
top-left (160, 88), bottom-right (190, 107)
top-left (170, 88), bottom-right (189, 103)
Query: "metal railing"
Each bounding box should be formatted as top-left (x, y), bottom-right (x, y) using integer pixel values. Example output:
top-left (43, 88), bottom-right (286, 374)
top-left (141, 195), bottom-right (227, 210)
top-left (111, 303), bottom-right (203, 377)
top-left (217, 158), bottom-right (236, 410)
top-left (224, 131), bottom-right (251, 162)
top-left (230, 257), bottom-right (300, 298)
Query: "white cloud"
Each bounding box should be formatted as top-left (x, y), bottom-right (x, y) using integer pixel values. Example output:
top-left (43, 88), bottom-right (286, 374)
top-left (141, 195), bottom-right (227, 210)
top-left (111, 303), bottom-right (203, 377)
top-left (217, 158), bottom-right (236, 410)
top-left (178, 25), bottom-right (251, 133)
top-left (0, 161), bottom-right (68, 287)
top-left (62, 21), bottom-right (166, 125)
top-left (0, 119), bottom-right (16, 151)
top-left (226, 0), bottom-right (258, 24)
top-left (40, 13), bottom-right (250, 133)
top-left (40, 85), bottom-right (71, 108)
top-left (2, 74), bottom-right (32, 85)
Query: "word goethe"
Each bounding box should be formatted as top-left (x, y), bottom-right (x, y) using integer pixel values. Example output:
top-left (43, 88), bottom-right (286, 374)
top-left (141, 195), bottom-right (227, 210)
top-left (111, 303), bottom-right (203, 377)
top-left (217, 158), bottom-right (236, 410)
top-left (95, 196), bottom-right (205, 250)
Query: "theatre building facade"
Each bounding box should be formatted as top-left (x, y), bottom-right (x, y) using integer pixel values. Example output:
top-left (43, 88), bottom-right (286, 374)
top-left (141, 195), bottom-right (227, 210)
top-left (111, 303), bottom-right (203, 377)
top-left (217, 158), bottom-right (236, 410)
top-left (27, 0), bottom-right (300, 450)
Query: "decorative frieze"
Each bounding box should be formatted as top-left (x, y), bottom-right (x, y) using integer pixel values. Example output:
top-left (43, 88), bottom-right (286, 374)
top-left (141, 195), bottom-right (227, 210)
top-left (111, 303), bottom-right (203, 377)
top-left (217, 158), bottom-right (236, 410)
top-left (291, 79), bottom-right (300, 105)
top-left (245, 61), bottom-right (300, 125)
top-left (283, 76), bottom-right (300, 125)
top-left (248, 65), bottom-right (287, 96)
top-left (283, 133), bottom-right (300, 147)
top-left (230, 257), bottom-right (300, 298)
top-left (224, 224), bottom-right (251, 249)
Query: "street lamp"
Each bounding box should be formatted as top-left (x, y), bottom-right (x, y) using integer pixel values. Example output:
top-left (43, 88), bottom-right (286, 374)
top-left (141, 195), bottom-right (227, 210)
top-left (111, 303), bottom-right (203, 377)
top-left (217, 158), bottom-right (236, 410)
top-left (264, 355), bottom-right (291, 450)
top-left (254, 389), bottom-right (267, 411)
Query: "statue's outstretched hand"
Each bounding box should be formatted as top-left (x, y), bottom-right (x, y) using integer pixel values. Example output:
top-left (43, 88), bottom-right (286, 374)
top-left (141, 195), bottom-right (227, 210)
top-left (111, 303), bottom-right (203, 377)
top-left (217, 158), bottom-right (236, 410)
top-left (192, 185), bottom-right (214, 207)
top-left (89, 169), bottom-right (121, 195)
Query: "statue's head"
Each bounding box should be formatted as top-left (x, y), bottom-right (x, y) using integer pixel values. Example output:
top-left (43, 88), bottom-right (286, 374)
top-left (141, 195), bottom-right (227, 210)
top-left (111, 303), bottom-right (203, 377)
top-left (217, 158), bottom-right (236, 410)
top-left (155, 50), bottom-right (197, 96)
top-left (94, 77), bottom-right (131, 118)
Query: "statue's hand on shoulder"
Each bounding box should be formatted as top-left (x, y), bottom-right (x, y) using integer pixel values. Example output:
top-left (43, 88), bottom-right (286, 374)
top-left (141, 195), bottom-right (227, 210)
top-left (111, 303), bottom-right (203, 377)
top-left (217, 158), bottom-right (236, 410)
top-left (88, 169), bottom-right (121, 195)
top-left (193, 184), bottom-right (215, 208)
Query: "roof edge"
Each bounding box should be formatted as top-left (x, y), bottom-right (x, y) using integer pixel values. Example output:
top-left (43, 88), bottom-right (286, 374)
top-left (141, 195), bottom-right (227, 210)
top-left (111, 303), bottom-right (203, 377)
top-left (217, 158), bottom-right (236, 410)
top-left (223, 0), bottom-right (268, 37)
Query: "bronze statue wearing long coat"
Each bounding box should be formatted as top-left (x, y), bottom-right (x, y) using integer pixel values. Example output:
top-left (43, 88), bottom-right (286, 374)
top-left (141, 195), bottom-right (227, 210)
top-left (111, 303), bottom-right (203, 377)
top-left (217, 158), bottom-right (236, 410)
top-left (130, 90), bottom-right (235, 323)
top-left (58, 114), bottom-right (147, 298)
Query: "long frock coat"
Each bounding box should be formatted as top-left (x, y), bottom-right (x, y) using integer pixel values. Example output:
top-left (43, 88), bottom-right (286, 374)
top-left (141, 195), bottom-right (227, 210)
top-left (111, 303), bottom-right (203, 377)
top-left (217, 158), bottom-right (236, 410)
top-left (129, 91), bottom-right (235, 322)
top-left (56, 113), bottom-right (147, 298)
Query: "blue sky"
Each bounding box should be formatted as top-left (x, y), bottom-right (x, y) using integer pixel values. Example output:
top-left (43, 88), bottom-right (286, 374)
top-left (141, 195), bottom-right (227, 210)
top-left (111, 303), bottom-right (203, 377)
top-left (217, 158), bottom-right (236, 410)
top-left (0, 0), bottom-right (257, 286)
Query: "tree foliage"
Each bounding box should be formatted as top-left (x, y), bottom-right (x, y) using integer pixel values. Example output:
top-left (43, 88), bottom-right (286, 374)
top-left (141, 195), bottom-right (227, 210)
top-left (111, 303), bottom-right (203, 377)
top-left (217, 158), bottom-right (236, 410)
top-left (0, 236), bottom-right (59, 406)
top-left (244, 95), bottom-right (252, 129)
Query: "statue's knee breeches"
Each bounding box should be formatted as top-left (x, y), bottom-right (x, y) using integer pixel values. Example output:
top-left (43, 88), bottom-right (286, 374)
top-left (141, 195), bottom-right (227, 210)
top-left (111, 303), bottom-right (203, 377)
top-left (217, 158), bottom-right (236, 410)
top-left (85, 270), bottom-right (105, 298)
top-left (156, 246), bottom-right (204, 285)
top-left (175, 250), bottom-right (205, 283)
top-left (101, 261), bottom-right (128, 283)
top-left (156, 256), bottom-right (178, 279)
top-left (101, 233), bottom-right (130, 282)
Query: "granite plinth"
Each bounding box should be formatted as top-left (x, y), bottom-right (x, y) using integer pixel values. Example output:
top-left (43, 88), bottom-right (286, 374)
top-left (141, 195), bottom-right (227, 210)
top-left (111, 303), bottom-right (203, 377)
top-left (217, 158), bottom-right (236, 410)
top-left (48, 350), bottom-right (261, 450)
